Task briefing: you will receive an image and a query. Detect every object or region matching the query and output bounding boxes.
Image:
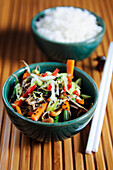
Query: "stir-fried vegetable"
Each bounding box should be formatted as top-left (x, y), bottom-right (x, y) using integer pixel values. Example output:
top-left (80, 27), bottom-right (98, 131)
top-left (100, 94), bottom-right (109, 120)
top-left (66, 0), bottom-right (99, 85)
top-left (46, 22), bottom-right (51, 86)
top-left (16, 105), bottom-right (23, 115)
top-left (63, 110), bottom-right (69, 121)
top-left (10, 60), bottom-right (93, 123)
top-left (67, 60), bottom-right (75, 79)
top-left (31, 102), bottom-right (48, 121)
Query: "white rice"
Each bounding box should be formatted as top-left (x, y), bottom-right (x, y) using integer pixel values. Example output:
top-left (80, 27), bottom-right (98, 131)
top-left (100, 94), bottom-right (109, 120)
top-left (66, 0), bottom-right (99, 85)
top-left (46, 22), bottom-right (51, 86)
top-left (35, 7), bottom-right (102, 43)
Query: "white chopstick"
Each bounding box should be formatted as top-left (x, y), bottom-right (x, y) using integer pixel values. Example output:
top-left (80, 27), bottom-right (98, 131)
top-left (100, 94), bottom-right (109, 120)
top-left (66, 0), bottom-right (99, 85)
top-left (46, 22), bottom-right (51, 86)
top-left (86, 42), bottom-right (113, 154)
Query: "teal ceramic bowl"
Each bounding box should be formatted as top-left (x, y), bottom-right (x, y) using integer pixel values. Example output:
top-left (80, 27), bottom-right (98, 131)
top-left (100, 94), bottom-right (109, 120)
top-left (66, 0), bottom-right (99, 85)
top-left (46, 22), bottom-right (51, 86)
top-left (2, 62), bottom-right (98, 142)
top-left (31, 7), bottom-right (105, 62)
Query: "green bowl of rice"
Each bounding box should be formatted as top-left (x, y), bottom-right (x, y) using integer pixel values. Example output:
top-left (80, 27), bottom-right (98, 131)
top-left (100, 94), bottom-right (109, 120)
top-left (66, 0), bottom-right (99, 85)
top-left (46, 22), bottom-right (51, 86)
top-left (31, 6), bottom-right (105, 61)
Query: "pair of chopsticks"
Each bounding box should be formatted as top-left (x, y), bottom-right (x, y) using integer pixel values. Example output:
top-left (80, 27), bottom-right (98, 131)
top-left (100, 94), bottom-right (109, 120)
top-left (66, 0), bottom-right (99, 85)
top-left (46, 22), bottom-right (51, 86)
top-left (86, 42), bottom-right (113, 154)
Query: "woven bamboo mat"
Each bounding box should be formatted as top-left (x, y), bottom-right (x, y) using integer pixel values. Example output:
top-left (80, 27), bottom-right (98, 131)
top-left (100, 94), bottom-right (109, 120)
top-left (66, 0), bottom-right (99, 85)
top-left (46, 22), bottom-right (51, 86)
top-left (0, 0), bottom-right (113, 169)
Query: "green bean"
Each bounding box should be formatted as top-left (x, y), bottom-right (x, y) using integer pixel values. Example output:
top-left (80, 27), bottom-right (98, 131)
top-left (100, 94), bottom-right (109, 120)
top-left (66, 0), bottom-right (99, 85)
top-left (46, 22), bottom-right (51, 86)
top-left (75, 78), bottom-right (81, 86)
top-left (12, 79), bottom-right (18, 96)
top-left (54, 115), bottom-right (59, 123)
top-left (45, 91), bottom-right (49, 95)
top-left (63, 110), bottom-right (69, 121)
top-left (80, 94), bottom-right (91, 99)
top-left (10, 79), bottom-right (18, 101)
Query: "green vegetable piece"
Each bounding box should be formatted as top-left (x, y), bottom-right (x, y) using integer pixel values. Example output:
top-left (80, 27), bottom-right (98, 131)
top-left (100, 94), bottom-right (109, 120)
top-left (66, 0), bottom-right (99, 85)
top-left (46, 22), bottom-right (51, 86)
top-left (13, 79), bottom-right (18, 93)
top-left (75, 78), bottom-right (82, 86)
top-left (68, 81), bottom-right (80, 94)
top-left (36, 79), bottom-right (43, 86)
top-left (32, 69), bottom-right (40, 74)
top-left (33, 91), bottom-right (37, 99)
top-left (45, 91), bottom-right (49, 95)
top-left (60, 94), bottom-right (65, 99)
top-left (46, 100), bottom-right (59, 112)
top-left (11, 79), bottom-right (18, 99)
top-left (80, 94), bottom-right (91, 99)
top-left (15, 83), bottom-right (22, 99)
top-left (23, 76), bottom-right (32, 86)
top-left (54, 115), bottom-right (59, 123)
top-left (10, 75), bottom-right (19, 100)
top-left (15, 79), bottom-right (18, 85)
top-left (41, 81), bottom-right (51, 88)
top-left (12, 88), bottom-right (16, 97)
top-left (31, 78), bottom-right (43, 87)
top-left (72, 98), bottom-right (75, 102)
top-left (32, 91), bottom-right (42, 99)
top-left (63, 110), bottom-right (69, 121)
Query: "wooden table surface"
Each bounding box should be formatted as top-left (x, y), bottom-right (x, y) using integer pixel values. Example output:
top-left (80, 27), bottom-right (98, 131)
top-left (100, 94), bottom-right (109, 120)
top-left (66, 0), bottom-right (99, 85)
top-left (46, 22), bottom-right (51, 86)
top-left (0, 0), bottom-right (113, 169)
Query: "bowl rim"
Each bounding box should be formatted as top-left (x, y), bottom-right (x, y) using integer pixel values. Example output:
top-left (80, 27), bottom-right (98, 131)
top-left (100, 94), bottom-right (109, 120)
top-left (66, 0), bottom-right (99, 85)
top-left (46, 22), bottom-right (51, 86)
top-left (31, 6), bottom-right (105, 45)
top-left (2, 62), bottom-right (98, 127)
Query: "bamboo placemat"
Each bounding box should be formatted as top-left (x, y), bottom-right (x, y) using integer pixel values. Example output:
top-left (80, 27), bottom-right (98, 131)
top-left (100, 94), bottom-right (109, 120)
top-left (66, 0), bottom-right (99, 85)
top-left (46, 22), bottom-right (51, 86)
top-left (0, 0), bottom-right (113, 169)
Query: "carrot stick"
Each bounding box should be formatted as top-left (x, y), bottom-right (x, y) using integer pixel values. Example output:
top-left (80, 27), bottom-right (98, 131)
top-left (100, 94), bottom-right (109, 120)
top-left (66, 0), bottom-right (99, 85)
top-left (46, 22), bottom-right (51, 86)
top-left (16, 105), bottom-right (23, 115)
top-left (22, 70), bottom-right (30, 80)
top-left (76, 99), bottom-right (84, 105)
top-left (67, 60), bottom-right (75, 78)
top-left (11, 99), bottom-right (23, 109)
top-left (52, 68), bottom-right (59, 76)
top-left (31, 102), bottom-right (48, 121)
top-left (62, 101), bottom-right (70, 111)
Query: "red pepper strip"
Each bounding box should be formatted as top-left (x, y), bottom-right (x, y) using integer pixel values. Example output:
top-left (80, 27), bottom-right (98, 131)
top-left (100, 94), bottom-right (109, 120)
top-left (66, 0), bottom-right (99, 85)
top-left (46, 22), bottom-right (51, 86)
top-left (42, 72), bottom-right (47, 77)
top-left (67, 82), bottom-right (72, 90)
top-left (47, 84), bottom-right (52, 90)
top-left (62, 101), bottom-right (70, 111)
top-left (52, 68), bottom-right (59, 76)
top-left (67, 76), bottom-right (72, 90)
top-left (73, 90), bottom-right (79, 96)
top-left (67, 76), bottom-right (72, 82)
top-left (22, 71), bottom-right (30, 80)
top-left (63, 86), bottom-right (66, 96)
top-left (23, 84), bottom-right (36, 98)
top-left (12, 85), bottom-right (36, 109)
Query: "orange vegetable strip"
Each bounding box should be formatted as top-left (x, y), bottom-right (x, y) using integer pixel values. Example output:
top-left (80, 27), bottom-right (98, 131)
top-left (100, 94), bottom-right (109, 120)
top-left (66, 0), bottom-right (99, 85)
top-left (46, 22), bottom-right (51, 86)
top-left (62, 101), bottom-right (70, 111)
top-left (12, 99), bottom-right (23, 109)
top-left (52, 68), bottom-right (59, 76)
top-left (22, 70), bottom-right (30, 80)
top-left (31, 103), bottom-right (48, 121)
top-left (76, 99), bottom-right (84, 105)
top-left (42, 72), bottom-right (48, 77)
top-left (47, 98), bottom-right (51, 102)
top-left (16, 105), bottom-right (23, 115)
top-left (67, 60), bottom-right (75, 78)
